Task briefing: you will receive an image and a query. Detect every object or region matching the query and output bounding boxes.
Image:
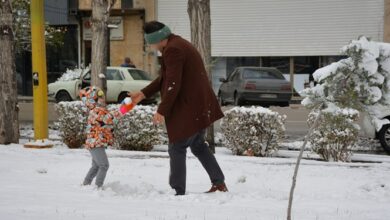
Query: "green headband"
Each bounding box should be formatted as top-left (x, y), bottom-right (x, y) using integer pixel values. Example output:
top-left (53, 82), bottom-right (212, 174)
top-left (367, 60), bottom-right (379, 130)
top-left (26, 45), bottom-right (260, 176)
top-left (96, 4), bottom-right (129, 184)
top-left (144, 25), bottom-right (172, 44)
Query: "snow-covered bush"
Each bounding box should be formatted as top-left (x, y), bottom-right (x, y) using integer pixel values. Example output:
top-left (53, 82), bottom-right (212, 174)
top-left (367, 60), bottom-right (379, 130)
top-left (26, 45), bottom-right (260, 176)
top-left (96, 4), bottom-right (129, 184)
top-left (109, 105), bottom-right (164, 151)
top-left (214, 132), bottom-right (226, 146)
top-left (221, 106), bottom-right (286, 157)
top-left (56, 102), bottom-right (163, 150)
top-left (55, 101), bottom-right (87, 148)
top-left (302, 37), bottom-right (390, 160)
top-left (302, 37), bottom-right (390, 130)
top-left (308, 106), bottom-right (359, 162)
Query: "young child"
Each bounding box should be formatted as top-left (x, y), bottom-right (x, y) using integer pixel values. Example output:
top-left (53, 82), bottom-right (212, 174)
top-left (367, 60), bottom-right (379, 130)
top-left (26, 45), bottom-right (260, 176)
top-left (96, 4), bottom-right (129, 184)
top-left (79, 86), bottom-right (120, 188)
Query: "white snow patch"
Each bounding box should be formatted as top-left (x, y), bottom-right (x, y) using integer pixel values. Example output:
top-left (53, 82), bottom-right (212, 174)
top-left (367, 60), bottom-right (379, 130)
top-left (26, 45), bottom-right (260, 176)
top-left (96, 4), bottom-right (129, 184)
top-left (0, 144), bottom-right (390, 220)
top-left (56, 67), bottom-right (89, 82)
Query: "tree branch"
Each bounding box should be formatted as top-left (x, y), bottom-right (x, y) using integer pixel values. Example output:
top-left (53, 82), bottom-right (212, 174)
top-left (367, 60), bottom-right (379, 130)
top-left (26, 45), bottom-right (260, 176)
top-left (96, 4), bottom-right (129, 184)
top-left (287, 104), bottom-right (323, 220)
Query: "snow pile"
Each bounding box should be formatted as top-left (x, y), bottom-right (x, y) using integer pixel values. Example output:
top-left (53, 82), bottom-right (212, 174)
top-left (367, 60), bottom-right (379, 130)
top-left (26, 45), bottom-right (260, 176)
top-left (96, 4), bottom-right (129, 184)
top-left (56, 102), bottom-right (163, 151)
top-left (109, 105), bottom-right (164, 151)
top-left (55, 101), bottom-right (88, 148)
top-left (220, 106), bottom-right (286, 157)
top-left (56, 67), bottom-right (90, 82)
top-left (308, 106), bottom-right (359, 162)
top-left (24, 139), bottom-right (55, 147)
top-left (301, 37), bottom-right (390, 159)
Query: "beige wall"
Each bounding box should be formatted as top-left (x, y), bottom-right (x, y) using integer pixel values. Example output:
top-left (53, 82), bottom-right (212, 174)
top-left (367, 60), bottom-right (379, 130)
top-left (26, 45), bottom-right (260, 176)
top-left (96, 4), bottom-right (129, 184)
top-left (78, 0), bottom-right (152, 11)
top-left (110, 15), bottom-right (144, 68)
top-left (385, 0), bottom-right (390, 42)
top-left (79, 0), bottom-right (121, 10)
top-left (78, 0), bottom-right (158, 76)
top-left (136, 0), bottom-right (159, 77)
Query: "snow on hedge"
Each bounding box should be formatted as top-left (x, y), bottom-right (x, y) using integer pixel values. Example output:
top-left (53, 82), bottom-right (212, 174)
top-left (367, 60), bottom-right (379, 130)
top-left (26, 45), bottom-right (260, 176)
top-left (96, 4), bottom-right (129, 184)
top-left (221, 106), bottom-right (286, 157)
top-left (301, 37), bottom-right (390, 161)
top-left (302, 37), bottom-right (390, 130)
top-left (55, 102), bottom-right (163, 150)
top-left (108, 105), bottom-right (164, 151)
top-left (308, 105), bottom-right (360, 162)
top-left (55, 101), bottom-right (88, 148)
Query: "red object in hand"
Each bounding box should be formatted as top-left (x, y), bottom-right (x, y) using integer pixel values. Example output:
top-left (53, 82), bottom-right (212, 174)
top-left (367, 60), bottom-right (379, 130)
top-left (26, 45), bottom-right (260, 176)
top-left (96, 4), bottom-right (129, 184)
top-left (119, 97), bottom-right (135, 114)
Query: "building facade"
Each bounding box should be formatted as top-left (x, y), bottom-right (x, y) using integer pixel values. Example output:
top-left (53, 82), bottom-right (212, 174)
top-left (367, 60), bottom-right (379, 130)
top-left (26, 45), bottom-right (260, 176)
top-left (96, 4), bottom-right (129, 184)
top-left (17, 0), bottom-right (79, 96)
top-left (17, 0), bottom-right (158, 96)
top-left (157, 0), bottom-right (388, 94)
top-left (76, 0), bottom-right (157, 75)
top-left (18, 0), bottom-right (390, 97)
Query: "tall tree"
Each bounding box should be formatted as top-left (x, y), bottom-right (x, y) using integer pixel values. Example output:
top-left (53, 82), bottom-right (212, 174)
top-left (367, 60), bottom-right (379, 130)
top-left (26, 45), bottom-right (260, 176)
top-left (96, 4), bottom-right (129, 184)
top-left (187, 0), bottom-right (215, 151)
top-left (91, 0), bottom-right (115, 92)
top-left (0, 0), bottom-right (19, 144)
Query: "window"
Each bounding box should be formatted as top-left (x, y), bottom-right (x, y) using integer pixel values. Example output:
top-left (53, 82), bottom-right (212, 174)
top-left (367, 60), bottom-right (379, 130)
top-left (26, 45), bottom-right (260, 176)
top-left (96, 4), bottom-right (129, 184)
top-left (262, 57), bottom-right (290, 74)
top-left (228, 70), bottom-right (237, 81)
top-left (233, 70), bottom-right (241, 81)
top-left (46, 25), bottom-right (78, 82)
top-left (243, 69), bottom-right (284, 80)
top-left (83, 72), bottom-right (91, 81)
top-left (127, 69), bottom-right (151, 80)
top-left (106, 69), bottom-right (123, 80)
top-left (294, 56), bottom-right (319, 75)
top-left (226, 57), bottom-right (260, 77)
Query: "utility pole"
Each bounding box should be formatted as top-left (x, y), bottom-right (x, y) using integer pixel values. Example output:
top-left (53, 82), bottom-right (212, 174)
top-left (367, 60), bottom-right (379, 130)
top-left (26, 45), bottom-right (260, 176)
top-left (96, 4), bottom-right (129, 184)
top-left (27, 0), bottom-right (50, 147)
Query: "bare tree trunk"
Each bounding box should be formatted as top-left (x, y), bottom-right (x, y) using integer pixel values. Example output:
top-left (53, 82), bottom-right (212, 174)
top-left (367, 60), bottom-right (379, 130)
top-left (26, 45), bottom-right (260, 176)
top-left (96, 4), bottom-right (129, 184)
top-left (188, 0), bottom-right (215, 152)
top-left (0, 0), bottom-right (19, 144)
top-left (287, 110), bottom-right (322, 220)
top-left (91, 0), bottom-right (115, 93)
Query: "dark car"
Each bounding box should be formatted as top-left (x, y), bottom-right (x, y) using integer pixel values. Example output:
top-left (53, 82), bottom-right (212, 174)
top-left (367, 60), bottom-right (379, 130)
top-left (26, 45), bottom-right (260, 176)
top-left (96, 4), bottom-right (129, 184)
top-left (218, 67), bottom-right (292, 106)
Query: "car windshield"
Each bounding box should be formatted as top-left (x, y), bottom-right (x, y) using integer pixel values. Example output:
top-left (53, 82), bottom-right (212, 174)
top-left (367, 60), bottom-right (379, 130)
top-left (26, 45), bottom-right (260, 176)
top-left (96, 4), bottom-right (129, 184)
top-left (83, 72), bottom-right (91, 80)
top-left (243, 69), bottom-right (284, 80)
top-left (127, 69), bottom-right (151, 80)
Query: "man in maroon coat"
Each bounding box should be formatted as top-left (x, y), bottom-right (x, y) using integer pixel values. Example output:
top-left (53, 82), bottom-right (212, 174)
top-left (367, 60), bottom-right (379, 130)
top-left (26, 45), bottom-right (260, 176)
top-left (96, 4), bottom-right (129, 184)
top-left (131, 21), bottom-right (227, 196)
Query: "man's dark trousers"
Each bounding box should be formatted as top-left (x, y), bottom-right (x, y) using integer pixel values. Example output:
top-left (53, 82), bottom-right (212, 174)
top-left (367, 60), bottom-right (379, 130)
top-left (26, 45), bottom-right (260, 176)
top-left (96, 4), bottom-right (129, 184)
top-left (168, 129), bottom-right (225, 194)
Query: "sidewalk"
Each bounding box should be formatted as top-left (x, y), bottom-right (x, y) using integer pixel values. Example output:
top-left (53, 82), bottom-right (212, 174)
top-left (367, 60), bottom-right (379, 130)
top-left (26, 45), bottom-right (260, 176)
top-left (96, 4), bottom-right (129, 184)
top-left (18, 100), bottom-right (58, 122)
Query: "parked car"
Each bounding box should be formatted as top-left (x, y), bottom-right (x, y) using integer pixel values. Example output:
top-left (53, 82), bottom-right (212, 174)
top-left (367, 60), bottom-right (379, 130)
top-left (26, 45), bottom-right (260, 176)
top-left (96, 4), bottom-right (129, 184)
top-left (48, 67), bottom-right (158, 104)
top-left (361, 109), bottom-right (390, 154)
top-left (218, 67), bottom-right (292, 106)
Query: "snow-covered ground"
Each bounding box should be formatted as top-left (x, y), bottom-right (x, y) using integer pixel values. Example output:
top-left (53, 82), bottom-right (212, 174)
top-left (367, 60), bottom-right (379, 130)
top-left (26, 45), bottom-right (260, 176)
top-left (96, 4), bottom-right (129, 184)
top-left (2, 124), bottom-right (390, 219)
top-left (1, 133), bottom-right (390, 220)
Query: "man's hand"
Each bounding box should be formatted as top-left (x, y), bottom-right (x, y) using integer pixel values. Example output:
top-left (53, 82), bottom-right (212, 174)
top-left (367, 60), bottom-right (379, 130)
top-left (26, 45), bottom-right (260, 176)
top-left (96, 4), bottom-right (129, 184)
top-left (128, 91), bottom-right (145, 104)
top-left (153, 112), bottom-right (164, 125)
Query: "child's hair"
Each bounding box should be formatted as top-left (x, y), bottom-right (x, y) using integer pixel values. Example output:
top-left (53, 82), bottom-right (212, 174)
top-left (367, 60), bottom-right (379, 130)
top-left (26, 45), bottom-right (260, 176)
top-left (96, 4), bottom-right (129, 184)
top-left (79, 86), bottom-right (106, 109)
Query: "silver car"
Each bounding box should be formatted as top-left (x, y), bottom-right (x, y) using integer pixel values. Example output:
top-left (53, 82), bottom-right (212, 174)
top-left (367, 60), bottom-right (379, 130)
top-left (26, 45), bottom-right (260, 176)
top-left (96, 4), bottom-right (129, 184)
top-left (218, 67), bottom-right (292, 106)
